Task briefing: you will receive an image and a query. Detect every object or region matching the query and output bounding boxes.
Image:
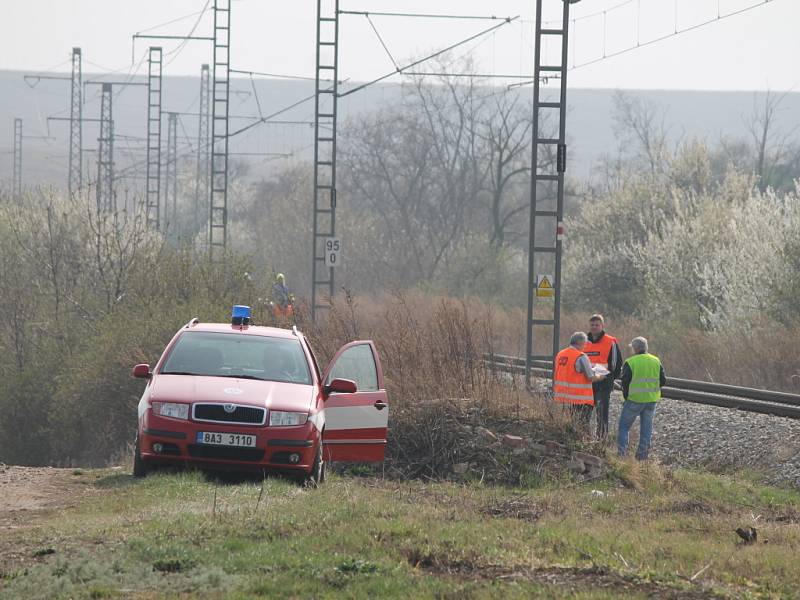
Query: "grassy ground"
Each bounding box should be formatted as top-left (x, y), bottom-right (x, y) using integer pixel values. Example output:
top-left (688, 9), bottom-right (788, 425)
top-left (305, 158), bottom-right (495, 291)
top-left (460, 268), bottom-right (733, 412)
top-left (1, 464), bottom-right (799, 599)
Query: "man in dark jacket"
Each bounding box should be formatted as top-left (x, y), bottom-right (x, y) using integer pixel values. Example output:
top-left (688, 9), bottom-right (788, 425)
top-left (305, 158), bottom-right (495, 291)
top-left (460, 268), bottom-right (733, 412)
top-left (584, 314), bottom-right (622, 439)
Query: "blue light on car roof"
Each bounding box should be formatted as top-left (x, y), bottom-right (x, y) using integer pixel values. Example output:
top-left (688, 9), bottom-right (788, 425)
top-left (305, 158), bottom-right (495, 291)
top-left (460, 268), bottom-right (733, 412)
top-left (232, 305), bottom-right (251, 319)
top-left (231, 304), bottom-right (251, 326)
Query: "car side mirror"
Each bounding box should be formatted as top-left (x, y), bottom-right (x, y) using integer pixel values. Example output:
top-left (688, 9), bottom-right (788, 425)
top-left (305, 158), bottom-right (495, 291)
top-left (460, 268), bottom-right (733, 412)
top-left (132, 364), bottom-right (152, 379)
top-left (324, 378), bottom-right (357, 396)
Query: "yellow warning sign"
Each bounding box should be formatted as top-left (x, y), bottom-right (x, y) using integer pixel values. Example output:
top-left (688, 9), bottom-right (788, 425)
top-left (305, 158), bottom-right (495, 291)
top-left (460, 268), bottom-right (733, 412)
top-left (536, 274), bottom-right (555, 298)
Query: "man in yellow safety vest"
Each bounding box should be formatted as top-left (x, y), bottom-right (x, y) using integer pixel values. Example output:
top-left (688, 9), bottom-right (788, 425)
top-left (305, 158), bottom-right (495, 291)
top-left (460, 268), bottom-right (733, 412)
top-left (618, 336), bottom-right (666, 460)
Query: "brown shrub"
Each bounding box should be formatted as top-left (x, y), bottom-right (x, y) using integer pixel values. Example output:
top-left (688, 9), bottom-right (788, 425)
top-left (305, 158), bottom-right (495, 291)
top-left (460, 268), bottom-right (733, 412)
top-left (302, 291), bottom-right (576, 480)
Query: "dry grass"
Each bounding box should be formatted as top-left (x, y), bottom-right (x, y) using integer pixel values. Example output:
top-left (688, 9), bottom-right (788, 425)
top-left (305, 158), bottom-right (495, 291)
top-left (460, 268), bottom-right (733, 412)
top-left (298, 291), bottom-right (575, 481)
top-left (310, 291), bottom-right (800, 395)
top-left (608, 456), bottom-right (671, 492)
top-left (559, 312), bottom-right (800, 392)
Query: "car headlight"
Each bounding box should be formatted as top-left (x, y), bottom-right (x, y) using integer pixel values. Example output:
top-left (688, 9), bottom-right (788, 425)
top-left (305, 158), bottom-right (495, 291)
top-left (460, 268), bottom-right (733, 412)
top-left (269, 411), bottom-right (308, 427)
top-left (151, 402), bottom-right (189, 420)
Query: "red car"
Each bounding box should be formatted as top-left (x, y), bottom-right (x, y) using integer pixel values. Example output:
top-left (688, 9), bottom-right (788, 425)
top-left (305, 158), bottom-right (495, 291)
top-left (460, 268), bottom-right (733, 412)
top-left (132, 305), bottom-right (389, 484)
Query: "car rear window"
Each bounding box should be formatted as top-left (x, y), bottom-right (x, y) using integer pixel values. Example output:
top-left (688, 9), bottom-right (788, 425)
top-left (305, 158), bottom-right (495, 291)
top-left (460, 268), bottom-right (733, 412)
top-left (160, 332), bottom-right (311, 385)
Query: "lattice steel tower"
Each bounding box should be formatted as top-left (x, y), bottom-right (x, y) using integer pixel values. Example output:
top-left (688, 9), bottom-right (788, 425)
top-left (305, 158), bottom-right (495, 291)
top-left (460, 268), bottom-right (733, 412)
top-left (164, 112), bottom-right (178, 233)
top-left (146, 47), bottom-right (163, 229)
top-left (311, 0), bottom-right (339, 319)
top-left (96, 83), bottom-right (115, 212)
top-left (195, 63), bottom-right (210, 227)
top-left (68, 47), bottom-right (82, 196)
top-left (12, 118), bottom-right (22, 198)
top-left (525, 0), bottom-right (573, 387)
top-left (209, 0), bottom-right (231, 260)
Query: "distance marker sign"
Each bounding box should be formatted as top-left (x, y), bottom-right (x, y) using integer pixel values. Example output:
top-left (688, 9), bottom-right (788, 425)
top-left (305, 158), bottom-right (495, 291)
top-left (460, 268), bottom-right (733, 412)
top-left (536, 274), bottom-right (554, 298)
top-left (324, 237), bottom-right (341, 268)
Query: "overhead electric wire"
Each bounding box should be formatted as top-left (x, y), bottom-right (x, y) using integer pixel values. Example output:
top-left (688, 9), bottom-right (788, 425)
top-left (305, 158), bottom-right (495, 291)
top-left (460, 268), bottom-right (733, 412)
top-left (403, 71), bottom-right (550, 80)
top-left (513, 0), bottom-right (779, 88)
top-left (532, 0), bottom-right (638, 26)
top-left (228, 152), bottom-right (290, 157)
top-left (214, 10), bottom-right (519, 140)
top-left (23, 74), bottom-right (71, 88)
top-left (250, 74), bottom-right (264, 120)
top-left (97, 112), bottom-right (313, 181)
top-left (177, 114), bottom-right (195, 153)
top-left (79, 48), bottom-right (150, 107)
top-left (227, 93), bottom-right (317, 139)
top-left (20, 57), bottom-right (80, 139)
top-left (84, 80), bottom-right (148, 87)
top-left (32, 0), bottom-right (776, 192)
top-left (127, 0), bottom-right (212, 81)
top-left (136, 6), bottom-right (210, 34)
top-left (574, 0), bottom-right (778, 70)
top-left (182, 90), bottom-right (201, 113)
top-left (163, 0), bottom-right (212, 67)
top-left (112, 130), bottom-right (311, 181)
top-left (418, 22), bottom-right (502, 79)
top-left (120, 135), bottom-right (144, 180)
top-left (22, 6), bottom-right (519, 170)
top-left (113, 96), bottom-right (318, 179)
top-left (339, 10), bottom-right (513, 21)
top-left (230, 69), bottom-right (320, 82)
top-left (339, 15), bottom-right (519, 98)
top-left (365, 14), bottom-right (400, 71)
top-left (163, 109), bottom-right (312, 125)
top-left (22, 57), bottom-right (72, 81)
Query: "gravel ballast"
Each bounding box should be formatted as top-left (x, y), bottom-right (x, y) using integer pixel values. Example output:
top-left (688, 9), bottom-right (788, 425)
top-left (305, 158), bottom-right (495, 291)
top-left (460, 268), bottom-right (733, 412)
top-left (607, 392), bottom-right (800, 488)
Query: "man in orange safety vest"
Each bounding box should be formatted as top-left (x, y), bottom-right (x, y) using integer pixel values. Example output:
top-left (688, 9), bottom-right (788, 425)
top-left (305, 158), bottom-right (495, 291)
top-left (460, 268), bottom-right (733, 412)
top-left (553, 331), bottom-right (606, 431)
top-left (584, 314), bottom-right (622, 439)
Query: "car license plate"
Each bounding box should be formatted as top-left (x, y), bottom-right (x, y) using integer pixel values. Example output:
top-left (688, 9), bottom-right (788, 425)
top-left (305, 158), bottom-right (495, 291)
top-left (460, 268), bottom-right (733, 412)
top-left (196, 432), bottom-right (256, 448)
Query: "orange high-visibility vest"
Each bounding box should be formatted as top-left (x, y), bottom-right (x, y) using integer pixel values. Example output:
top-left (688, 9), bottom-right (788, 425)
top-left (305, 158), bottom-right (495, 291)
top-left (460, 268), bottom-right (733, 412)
top-left (584, 333), bottom-right (618, 371)
top-left (553, 346), bottom-right (595, 405)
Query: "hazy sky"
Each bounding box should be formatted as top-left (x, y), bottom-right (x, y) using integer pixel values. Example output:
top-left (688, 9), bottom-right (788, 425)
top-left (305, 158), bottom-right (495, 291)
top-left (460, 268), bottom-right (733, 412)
top-left (1, 0), bottom-right (797, 91)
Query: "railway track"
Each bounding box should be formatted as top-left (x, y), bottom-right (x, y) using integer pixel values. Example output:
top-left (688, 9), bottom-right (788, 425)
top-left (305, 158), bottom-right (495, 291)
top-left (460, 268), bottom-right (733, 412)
top-left (484, 353), bottom-right (800, 420)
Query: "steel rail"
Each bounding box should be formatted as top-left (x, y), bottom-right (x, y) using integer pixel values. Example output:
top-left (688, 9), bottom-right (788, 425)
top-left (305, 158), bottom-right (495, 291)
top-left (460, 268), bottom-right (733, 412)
top-left (483, 353), bottom-right (800, 420)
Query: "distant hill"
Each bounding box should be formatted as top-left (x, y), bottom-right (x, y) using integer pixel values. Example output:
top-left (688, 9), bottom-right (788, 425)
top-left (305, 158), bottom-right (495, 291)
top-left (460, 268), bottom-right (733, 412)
top-left (2, 68), bottom-right (798, 193)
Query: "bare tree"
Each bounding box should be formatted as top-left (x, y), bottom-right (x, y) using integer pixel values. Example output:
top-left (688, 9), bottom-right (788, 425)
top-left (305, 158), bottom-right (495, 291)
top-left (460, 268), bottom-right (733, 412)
top-left (745, 91), bottom-right (800, 191)
top-left (86, 200), bottom-right (152, 313)
top-left (612, 90), bottom-right (672, 176)
top-left (478, 94), bottom-right (532, 247)
top-left (341, 69), bottom-right (487, 284)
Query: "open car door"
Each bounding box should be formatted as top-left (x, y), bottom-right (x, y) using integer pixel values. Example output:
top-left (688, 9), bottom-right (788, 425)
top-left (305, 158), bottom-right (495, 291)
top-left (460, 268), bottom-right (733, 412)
top-left (321, 340), bottom-right (388, 462)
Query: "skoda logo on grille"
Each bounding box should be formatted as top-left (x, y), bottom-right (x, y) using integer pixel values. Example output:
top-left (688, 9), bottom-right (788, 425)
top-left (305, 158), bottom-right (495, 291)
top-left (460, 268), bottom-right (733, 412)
top-left (223, 404), bottom-right (237, 414)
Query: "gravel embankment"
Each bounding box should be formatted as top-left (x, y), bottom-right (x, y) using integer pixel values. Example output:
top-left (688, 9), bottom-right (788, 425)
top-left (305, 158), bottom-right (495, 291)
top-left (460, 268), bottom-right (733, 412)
top-left (607, 392), bottom-right (800, 488)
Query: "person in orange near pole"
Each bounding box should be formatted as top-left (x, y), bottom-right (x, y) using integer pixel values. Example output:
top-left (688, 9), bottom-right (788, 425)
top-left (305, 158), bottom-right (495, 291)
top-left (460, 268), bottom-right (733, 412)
top-left (553, 332), bottom-right (606, 432)
top-left (271, 273), bottom-right (294, 319)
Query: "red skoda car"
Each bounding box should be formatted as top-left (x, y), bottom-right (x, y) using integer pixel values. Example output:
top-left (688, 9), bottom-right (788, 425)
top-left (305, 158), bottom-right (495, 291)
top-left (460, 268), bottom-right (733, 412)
top-left (132, 306), bottom-right (389, 484)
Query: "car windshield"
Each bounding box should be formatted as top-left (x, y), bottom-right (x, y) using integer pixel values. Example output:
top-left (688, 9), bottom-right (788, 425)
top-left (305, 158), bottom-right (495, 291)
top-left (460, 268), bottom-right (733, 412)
top-left (160, 332), bottom-right (311, 385)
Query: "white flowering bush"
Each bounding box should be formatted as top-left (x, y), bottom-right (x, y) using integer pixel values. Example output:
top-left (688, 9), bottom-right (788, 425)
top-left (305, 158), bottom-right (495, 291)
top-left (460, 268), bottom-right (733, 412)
top-left (565, 140), bottom-right (800, 333)
top-left (629, 183), bottom-right (798, 329)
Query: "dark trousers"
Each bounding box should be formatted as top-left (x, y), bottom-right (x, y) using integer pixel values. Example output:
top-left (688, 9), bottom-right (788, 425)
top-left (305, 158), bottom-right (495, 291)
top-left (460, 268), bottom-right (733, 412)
top-left (594, 385), bottom-right (612, 439)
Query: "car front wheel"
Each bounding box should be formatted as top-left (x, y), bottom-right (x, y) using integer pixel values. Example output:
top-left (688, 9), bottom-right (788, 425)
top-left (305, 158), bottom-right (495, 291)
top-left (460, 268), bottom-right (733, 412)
top-left (303, 441), bottom-right (325, 487)
top-left (132, 434), bottom-right (149, 478)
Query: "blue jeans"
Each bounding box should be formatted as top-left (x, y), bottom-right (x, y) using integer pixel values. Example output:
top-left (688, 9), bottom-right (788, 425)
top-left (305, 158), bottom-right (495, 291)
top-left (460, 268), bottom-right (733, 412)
top-left (617, 400), bottom-right (657, 460)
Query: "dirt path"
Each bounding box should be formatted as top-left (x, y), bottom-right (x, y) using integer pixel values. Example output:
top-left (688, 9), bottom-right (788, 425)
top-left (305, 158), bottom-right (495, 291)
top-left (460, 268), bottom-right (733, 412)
top-left (0, 465), bottom-right (91, 515)
top-left (0, 465), bottom-right (107, 573)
